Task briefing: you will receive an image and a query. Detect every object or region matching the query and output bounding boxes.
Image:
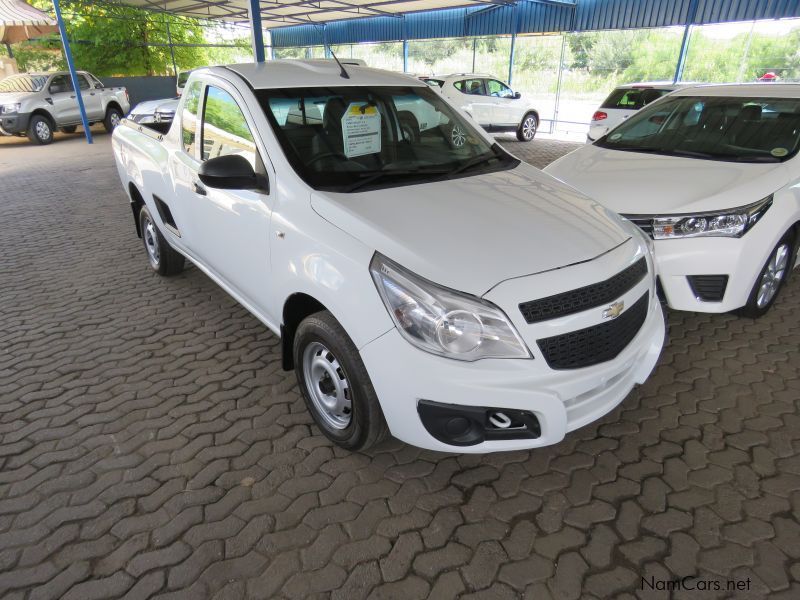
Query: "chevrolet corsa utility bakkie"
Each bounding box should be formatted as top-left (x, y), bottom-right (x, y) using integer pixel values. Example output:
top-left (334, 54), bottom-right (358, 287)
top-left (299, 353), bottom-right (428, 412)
top-left (112, 60), bottom-right (665, 452)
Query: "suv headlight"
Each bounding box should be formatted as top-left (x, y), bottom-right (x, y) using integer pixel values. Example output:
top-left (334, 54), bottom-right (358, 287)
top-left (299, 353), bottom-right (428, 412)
top-left (652, 196), bottom-right (773, 239)
top-left (370, 253), bottom-right (530, 361)
top-left (1, 103), bottom-right (21, 114)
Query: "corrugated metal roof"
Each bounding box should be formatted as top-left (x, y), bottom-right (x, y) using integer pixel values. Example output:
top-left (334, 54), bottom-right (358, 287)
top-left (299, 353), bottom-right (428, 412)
top-left (103, 0), bottom-right (800, 48)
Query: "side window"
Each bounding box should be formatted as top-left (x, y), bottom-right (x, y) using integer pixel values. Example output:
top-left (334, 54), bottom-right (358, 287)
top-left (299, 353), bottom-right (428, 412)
top-left (77, 75), bottom-right (91, 91)
top-left (487, 79), bottom-right (513, 98)
top-left (201, 86), bottom-right (257, 168)
top-left (455, 79), bottom-right (484, 95)
top-left (181, 81), bottom-right (202, 156)
top-left (49, 75), bottom-right (72, 93)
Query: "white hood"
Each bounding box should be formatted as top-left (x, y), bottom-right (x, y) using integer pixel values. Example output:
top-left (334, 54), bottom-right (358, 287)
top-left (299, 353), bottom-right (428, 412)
top-left (0, 92), bottom-right (30, 104)
top-left (311, 163), bottom-right (630, 296)
top-left (546, 145), bottom-right (787, 214)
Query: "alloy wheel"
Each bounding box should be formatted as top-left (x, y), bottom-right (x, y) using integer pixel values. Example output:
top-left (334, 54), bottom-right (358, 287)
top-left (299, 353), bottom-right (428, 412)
top-left (756, 242), bottom-right (790, 308)
top-left (36, 120), bottom-right (51, 141)
top-left (451, 124), bottom-right (467, 148)
top-left (522, 116), bottom-right (536, 140)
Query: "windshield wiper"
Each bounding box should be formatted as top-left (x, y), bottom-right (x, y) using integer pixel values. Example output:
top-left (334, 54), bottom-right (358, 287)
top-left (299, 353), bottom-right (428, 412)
top-left (343, 167), bottom-right (450, 193)
top-left (447, 144), bottom-right (511, 177)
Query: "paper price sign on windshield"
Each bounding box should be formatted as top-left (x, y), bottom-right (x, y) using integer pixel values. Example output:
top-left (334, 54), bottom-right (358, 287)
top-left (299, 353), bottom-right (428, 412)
top-left (342, 103), bottom-right (381, 158)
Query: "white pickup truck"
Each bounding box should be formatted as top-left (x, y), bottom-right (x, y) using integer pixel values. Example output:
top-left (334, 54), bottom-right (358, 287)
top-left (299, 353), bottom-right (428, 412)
top-left (0, 71), bottom-right (130, 144)
top-left (112, 60), bottom-right (665, 453)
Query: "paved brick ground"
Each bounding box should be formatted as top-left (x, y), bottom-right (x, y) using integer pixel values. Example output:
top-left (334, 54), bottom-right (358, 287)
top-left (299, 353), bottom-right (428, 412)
top-left (1, 129), bottom-right (799, 600)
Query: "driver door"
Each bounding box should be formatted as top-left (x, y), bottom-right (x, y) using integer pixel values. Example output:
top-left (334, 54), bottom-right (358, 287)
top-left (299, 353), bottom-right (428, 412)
top-left (171, 81), bottom-right (274, 316)
top-left (48, 75), bottom-right (79, 124)
top-left (486, 79), bottom-right (521, 126)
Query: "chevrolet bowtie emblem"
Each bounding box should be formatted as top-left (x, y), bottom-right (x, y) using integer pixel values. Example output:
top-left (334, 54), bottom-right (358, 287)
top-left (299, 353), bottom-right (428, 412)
top-left (603, 301), bottom-right (625, 320)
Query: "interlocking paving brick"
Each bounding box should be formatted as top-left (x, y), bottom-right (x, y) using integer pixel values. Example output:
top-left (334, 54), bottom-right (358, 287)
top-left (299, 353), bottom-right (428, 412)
top-left (1, 132), bottom-right (798, 599)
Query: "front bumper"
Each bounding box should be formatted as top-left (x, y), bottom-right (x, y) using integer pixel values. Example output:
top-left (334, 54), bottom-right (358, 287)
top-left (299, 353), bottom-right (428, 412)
top-left (0, 112), bottom-right (30, 136)
top-left (360, 282), bottom-right (665, 453)
top-left (649, 211), bottom-right (797, 312)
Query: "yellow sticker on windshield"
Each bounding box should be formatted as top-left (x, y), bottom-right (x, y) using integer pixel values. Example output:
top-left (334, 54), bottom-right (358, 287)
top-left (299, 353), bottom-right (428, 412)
top-left (342, 103), bottom-right (381, 158)
top-left (771, 147), bottom-right (788, 158)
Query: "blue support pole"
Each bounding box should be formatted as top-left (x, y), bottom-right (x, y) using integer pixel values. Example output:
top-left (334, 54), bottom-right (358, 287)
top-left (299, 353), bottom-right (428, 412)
top-left (402, 39), bottom-right (408, 73)
top-left (674, 0), bottom-right (699, 83)
top-left (247, 0), bottom-right (265, 63)
top-left (323, 25), bottom-right (331, 58)
top-left (52, 0), bottom-right (92, 143)
top-left (508, 2), bottom-right (518, 85)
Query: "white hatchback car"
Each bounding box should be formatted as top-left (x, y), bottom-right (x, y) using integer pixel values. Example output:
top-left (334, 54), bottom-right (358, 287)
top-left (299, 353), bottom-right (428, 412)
top-left (547, 83), bottom-right (800, 317)
top-left (588, 83), bottom-right (682, 142)
top-left (422, 74), bottom-right (540, 142)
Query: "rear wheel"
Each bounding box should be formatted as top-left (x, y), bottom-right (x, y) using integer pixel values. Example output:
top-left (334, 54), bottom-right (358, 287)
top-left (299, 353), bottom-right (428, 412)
top-left (399, 112), bottom-right (420, 143)
top-left (104, 106), bottom-right (123, 132)
top-left (737, 231), bottom-right (795, 318)
top-left (138, 206), bottom-right (184, 276)
top-left (27, 115), bottom-right (54, 145)
top-left (450, 123), bottom-right (467, 148)
top-left (516, 113), bottom-right (538, 142)
top-left (294, 310), bottom-right (388, 451)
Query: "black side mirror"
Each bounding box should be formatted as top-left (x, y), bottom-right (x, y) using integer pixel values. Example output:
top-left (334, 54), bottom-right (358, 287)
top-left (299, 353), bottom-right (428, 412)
top-left (513, 91), bottom-right (522, 99)
top-left (49, 84), bottom-right (65, 94)
top-left (198, 154), bottom-right (267, 192)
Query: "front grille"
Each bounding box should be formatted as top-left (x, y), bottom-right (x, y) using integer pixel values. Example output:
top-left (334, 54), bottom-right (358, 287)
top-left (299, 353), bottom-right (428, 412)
top-left (519, 257), bottom-right (647, 324)
top-left (687, 275), bottom-right (728, 302)
top-left (623, 216), bottom-right (654, 239)
top-left (537, 293), bottom-right (649, 370)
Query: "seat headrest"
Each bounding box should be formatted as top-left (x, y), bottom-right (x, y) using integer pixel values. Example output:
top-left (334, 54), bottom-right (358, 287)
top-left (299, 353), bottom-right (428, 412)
top-left (740, 104), bottom-right (762, 121)
top-left (323, 97), bottom-right (348, 133)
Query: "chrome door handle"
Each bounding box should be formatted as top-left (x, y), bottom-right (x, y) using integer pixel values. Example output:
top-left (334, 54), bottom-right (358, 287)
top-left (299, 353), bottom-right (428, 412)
top-left (192, 181), bottom-right (207, 196)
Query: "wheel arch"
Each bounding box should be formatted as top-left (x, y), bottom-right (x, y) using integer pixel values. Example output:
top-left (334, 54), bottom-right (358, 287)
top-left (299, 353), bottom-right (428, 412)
top-left (520, 109), bottom-right (539, 127)
top-left (281, 293), bottom-right (328, 371)
top-left (106, 100), bottom-right (123, 115)
top-left (30, 108), bottom-right (55, 128)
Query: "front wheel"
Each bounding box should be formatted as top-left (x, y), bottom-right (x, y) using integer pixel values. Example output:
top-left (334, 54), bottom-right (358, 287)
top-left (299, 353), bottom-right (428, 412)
top-left (138, 206), bottom-right (184, 276)
top-left (27, 115), bottom-right (54, 145)
top-left (104, 107), bottom-right (123, 132)
top-left (294, 311), bottom-right (388, 451)
top-left (516, 113), bottom-right (538, 142)
top-left (737, 231), bottom-right (795, 318)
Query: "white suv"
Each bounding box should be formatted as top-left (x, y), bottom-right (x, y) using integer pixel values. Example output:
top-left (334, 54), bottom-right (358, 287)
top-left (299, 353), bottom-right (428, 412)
top-left (588, 83), bottom-right (682, 142)
top-left (423, 73), bottom-right (540, 142)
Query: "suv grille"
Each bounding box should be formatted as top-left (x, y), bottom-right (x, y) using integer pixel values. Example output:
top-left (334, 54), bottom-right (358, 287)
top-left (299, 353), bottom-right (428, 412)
top-left (537, 293), bottom-right (649, 370)
top-left (622, 216), bottom-right (654, 238)
top-left (519, 257), bottom-right (647, 324)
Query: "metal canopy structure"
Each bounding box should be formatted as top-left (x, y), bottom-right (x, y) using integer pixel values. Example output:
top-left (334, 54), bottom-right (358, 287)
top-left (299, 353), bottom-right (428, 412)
top-left (101, 0), bottom-right (503, 29)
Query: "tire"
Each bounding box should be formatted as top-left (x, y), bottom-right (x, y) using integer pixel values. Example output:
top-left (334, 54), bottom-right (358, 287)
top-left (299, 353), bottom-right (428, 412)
top-left (516, 112), bottom-right (538, 142)
top-left (398, 112), bottom-right (420, 143)
top-left (61, 125), bottom-right (78, 134)
top-left (104, 106), bottom-right (123, 132)
top-left (27, 115), bottom-right (54, 145)
top-left (737, 230), bottom-right (795, 318)
top-left (294, 310), bottom-right (388, 451)
top-left (138, 205), bottom-right (185, 276)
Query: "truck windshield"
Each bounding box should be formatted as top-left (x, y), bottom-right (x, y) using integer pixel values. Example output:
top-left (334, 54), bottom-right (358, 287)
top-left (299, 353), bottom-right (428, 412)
top-left (0, 74), bottom-right (48, 93)
top-left (596, 95), bottom-right (800, 163)
top-left (256, 85), bottom-right (518, 192)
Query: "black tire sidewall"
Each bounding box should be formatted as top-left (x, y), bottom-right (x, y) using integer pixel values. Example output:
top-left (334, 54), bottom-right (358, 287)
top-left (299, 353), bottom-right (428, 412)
top-left (28, 116), bottom-right (53, 145)
top-left (105, 108), bottom-right (122, 132)
top-left (517, 113), bottom-right (537, 142)
top-left (293, 312), bottom-right (384, 450)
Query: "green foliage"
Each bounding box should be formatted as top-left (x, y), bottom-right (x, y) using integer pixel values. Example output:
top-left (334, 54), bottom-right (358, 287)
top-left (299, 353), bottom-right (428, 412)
top-left (6, 0), bottom-right (249, 76)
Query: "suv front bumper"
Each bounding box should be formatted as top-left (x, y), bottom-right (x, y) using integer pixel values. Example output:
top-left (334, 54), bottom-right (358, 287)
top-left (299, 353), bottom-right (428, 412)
top-left (0, 112), bottom-right (30, 136)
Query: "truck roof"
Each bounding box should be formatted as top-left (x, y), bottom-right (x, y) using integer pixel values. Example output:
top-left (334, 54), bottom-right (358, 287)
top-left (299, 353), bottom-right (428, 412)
top-left (221, 60), bottom-right (426, 90)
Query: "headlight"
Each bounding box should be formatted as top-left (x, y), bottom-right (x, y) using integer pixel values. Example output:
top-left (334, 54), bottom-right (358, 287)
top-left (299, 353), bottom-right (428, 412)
top-left (652, 196), bottom-right (773, 239)
top-left (370, 253), bottom-right (531, 361)
top-left (1, 103), bottom-right (21, 114)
